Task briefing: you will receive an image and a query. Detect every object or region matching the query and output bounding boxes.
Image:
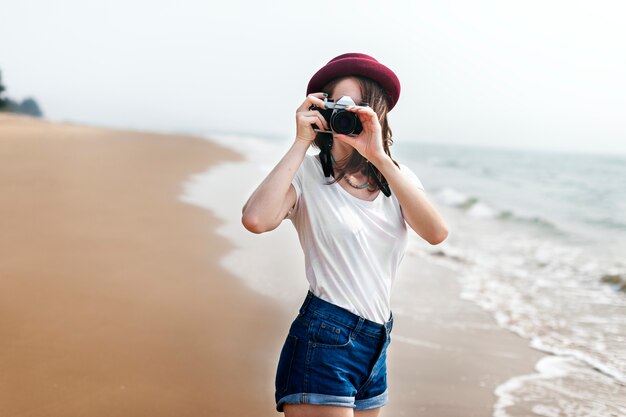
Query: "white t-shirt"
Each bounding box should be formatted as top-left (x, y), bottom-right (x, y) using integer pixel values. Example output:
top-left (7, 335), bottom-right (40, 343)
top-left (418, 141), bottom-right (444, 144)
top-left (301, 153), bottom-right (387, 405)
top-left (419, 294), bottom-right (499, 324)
top-left (286, 153), bottom-right (425, 324)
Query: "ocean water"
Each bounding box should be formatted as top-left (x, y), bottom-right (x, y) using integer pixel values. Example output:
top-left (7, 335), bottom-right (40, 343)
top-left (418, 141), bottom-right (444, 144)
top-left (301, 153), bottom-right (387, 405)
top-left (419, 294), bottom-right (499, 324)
top-left (390, 141), bottom-right (626, 416)
top-left (182, 131), bottom-right (626, 416)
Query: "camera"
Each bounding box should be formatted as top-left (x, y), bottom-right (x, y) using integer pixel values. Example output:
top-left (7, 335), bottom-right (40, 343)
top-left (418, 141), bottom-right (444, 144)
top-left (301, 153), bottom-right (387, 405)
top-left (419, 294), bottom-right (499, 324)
top-left (309, 95), bottom-right (366, 136)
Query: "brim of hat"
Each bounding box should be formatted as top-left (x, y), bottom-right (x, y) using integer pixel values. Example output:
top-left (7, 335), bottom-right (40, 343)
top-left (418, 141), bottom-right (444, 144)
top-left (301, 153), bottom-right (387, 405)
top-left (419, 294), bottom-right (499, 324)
top-left (306, 58), bottom-right (400, 110)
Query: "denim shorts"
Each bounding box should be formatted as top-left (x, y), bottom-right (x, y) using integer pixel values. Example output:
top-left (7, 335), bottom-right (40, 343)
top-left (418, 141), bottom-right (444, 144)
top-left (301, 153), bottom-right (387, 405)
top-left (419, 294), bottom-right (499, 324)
top-left (275, 290), bottom-right (393, 412)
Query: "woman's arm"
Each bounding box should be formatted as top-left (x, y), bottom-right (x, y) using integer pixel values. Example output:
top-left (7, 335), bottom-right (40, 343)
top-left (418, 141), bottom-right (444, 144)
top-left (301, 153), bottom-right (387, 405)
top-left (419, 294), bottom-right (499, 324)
top-left (242, 92), bottom-right (329, 234)
top-left (241, 139), bottom-right (308, 234)
top-left (373, 155), bottom-right (449, 245)
top-left (333, 105), bottom-right (449, 245)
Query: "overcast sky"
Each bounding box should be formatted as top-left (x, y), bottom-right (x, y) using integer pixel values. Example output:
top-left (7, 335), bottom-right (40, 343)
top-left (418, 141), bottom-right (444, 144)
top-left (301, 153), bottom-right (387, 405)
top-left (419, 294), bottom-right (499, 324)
top-left (2, 0), bottom-right (625, 155)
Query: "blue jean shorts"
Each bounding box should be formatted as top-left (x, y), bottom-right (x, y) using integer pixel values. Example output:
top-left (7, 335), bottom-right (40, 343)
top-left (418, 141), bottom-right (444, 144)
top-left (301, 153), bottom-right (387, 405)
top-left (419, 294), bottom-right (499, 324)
top-left (275, 290), bottom-right (393, 412)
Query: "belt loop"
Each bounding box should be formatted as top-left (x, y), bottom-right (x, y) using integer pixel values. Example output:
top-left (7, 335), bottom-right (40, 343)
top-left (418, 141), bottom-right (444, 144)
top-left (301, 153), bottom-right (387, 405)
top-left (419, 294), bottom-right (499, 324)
top-left (299, 290), bottom-right (313, 315)
top-left (352, 317), bottom-right (365, 340)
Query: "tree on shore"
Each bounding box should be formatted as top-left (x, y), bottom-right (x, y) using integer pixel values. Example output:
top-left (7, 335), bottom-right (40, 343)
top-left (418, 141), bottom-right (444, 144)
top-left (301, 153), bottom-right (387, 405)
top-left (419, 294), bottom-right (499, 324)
top-left (8, 97), bottom-right (44, 117)
top-left (0, 70), bottom-right (7, 109)
top-left (0, 69), bottom-right (44, 117)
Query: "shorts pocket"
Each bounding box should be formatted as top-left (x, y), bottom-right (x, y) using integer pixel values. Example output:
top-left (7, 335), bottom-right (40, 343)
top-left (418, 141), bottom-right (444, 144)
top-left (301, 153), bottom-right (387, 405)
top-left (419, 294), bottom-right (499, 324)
top-left (309, 315), bottom-right (353, 349)
top-left (275, 334), bottom-right (298, 396)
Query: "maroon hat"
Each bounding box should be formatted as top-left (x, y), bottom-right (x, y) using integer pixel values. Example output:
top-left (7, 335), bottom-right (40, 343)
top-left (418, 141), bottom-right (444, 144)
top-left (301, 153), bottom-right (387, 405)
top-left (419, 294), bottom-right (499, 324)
top-left (306, 52), bottom-right (401, 110)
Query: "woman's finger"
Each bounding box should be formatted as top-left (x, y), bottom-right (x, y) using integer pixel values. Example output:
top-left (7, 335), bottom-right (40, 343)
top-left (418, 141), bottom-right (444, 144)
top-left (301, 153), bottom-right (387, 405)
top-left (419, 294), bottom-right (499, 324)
top-left (298, 110), bottom-right (329, 130)
top-left (299, 115), bottom-right (328, 131)
top-left (346, 105), bottom-right (376, 119)
top-left (297, 92), bottom-right (328, 113)
top-left (346, 106), bottom-right (380, 130)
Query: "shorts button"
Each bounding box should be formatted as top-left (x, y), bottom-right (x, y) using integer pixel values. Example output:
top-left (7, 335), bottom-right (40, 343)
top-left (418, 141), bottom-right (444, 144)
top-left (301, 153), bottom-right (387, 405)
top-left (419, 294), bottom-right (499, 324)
top-left (335, 329), bottom-right (340, 333)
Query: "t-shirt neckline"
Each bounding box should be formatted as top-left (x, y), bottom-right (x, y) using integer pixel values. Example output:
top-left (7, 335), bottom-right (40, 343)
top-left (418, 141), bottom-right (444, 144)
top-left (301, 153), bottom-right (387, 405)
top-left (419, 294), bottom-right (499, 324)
top-left (312, 154), bottom-right (382, 205)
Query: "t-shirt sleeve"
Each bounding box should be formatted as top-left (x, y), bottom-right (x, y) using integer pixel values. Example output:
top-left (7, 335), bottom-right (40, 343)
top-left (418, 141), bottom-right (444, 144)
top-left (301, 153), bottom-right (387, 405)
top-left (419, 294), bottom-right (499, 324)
top-left (399, 163), bottom-right (425, 191)
top-left (285, 157), bottom-right (306, 220)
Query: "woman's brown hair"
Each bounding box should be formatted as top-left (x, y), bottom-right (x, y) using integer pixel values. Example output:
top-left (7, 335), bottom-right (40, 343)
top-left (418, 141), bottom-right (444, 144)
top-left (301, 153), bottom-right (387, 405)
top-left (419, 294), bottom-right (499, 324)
top-left (312, 75), bottom-right (399, 193)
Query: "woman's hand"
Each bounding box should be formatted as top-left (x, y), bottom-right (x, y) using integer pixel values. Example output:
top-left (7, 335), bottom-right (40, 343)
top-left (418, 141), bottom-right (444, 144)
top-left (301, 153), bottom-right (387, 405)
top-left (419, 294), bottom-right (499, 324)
top-left (295, 92), bottom-right (330, 144)
top-left (333, 106), bottom-right (388, 164)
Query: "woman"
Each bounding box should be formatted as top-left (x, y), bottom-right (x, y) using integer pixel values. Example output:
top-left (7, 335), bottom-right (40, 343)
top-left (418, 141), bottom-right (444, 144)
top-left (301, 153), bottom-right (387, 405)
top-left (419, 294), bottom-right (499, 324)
top-left (241, 53), bottom-right (448, 416)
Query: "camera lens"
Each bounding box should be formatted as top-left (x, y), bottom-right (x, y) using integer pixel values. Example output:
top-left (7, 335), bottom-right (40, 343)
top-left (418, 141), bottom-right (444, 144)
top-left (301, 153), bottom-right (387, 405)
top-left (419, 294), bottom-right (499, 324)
top-left (330, 110), bottom-right (357, 135)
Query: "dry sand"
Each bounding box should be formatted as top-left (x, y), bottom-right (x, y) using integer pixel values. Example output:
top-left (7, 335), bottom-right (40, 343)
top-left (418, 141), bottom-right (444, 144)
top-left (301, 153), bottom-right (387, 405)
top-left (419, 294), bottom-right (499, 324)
top-left (0, 114), bottom-right (546, 417)
top-left (0, 114), bottom-right (285, 416)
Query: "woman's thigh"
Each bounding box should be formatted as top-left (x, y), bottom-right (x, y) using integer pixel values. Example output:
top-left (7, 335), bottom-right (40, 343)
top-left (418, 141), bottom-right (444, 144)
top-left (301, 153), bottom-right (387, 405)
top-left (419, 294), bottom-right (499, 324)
top-left (355, 407), bottom-right (382, 417)
top-left (284, 404), bottom-right (354, 417)
top-left (284, 404), bottom-right (383, 416)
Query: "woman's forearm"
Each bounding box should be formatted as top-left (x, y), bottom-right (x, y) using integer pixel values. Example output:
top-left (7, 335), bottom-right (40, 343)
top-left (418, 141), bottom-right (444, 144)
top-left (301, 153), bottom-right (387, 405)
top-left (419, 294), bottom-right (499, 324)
top-left (241, 138), bottom-right (311, 233)
top-left (373, 154), bottom-right (449, 245)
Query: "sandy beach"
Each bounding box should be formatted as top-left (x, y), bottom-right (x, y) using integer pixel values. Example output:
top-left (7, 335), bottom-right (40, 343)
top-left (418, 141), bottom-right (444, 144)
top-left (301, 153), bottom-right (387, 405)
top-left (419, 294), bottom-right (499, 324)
top-left (0, 114), bottom-right (286, 416)
top-left (0, 114), bottom-right (547, 416)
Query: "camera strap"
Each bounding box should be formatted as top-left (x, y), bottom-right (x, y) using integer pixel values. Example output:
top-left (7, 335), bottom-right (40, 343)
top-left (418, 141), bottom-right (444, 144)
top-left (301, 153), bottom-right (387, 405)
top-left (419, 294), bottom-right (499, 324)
top-left (319, 135), bottom-right (334, 178)
top-left (367, 161), bottom-right (392, 197)
top-left (319, 135), bottom-right (392, 197)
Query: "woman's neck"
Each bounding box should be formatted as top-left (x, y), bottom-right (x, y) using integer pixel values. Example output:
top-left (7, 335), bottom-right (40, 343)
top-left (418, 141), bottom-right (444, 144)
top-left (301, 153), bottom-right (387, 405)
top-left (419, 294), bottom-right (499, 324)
top-left (330, 141), bottom-right (353, 168)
